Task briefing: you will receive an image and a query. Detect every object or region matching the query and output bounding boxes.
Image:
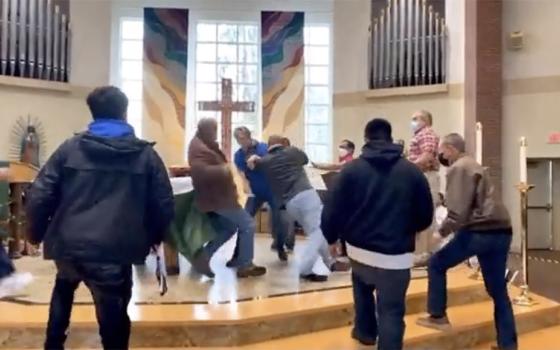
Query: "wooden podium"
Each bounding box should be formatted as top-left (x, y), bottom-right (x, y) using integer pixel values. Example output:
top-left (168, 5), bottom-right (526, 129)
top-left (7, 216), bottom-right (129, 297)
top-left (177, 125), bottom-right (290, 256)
top-left (8, 162), bottom-right (39, 258)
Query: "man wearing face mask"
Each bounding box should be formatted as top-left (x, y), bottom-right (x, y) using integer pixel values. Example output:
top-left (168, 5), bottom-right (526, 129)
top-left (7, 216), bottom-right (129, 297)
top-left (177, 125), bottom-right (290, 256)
top-left (312, 140), bottom-right (356, 171)
top-left (417, 133), bottom-right (517, 350)
top-left (408, 110), bottom-right (441, 267)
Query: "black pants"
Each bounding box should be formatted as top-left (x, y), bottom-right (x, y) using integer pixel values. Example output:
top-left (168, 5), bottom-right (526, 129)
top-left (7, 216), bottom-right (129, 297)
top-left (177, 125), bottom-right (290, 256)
top-left (351, 260), bottom-right (411, 350)
top-left (45, 261), bottom-right (133, 350)
top-left (0, 242), bottom-right (15, 279)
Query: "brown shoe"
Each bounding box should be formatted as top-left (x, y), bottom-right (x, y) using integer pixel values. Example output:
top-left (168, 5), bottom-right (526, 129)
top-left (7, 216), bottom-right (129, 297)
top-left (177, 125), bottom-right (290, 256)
top-left (416, 315), bottom-right (452, 331)
top-left (237, 264), bottom-right (267, 278)
top-left (330, 260), bottom-right (351, 272)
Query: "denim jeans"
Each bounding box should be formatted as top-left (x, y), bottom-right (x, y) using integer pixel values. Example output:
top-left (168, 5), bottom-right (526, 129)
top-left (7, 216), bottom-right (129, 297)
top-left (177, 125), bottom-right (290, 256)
top-left (286, 189), bottom-right (334, 275)
top-left (232, 196), bottom-right (287, 256)
top-left (0, 243), bottom-right (14, 279)
top-left (351, 260), bottom-right (411, 350)
top-left (207, 208), bottom-right (256, 267)
top-left (428, 229), bottom-right (517, 349)
top-left (45, 261), bottom-right (133, 350)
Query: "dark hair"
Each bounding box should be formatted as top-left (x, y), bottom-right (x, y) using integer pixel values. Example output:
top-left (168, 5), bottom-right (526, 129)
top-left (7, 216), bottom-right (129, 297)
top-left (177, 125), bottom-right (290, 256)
top-left (365, 118), bottom-right (393, 142)
top-left (234, 126), bottom-right (251, 138)
top-left (341, 139), bottom-right (355, 152)
top-left (86, 86), bottom-right (129, 120)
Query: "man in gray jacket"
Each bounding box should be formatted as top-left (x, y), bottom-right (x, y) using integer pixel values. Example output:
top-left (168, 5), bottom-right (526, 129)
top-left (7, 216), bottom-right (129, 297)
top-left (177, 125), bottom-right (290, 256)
top-left (416, 133), bottom-right (517, 350)
top-left (248, 135), bottom-right (349, 282)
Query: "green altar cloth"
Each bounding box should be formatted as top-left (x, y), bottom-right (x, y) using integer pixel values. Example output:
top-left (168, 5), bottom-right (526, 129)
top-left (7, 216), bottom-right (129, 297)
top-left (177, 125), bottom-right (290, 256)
top-left (165, 179), bottom-right (216, 263)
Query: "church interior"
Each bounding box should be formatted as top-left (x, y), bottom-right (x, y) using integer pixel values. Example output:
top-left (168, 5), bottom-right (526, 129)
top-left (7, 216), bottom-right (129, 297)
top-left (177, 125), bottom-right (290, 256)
top-left (2, 0), bottom-right (560, 349)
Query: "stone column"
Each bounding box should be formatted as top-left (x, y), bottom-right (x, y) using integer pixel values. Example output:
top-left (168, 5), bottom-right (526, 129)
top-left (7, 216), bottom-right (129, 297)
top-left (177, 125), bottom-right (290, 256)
top-left (464, 0), bottom-right (503, 196)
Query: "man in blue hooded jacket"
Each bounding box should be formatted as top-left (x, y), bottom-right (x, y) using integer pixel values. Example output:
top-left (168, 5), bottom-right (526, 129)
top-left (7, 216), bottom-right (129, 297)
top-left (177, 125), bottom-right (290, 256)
top-left (26, 86), bottom-right (174, 350)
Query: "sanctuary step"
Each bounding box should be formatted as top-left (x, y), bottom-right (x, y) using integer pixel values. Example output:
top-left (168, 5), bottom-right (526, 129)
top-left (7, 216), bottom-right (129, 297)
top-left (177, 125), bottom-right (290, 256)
top-left (474, 325), bottom-right (560, 350)
top-left (0, 270), bottom-right (487, 348)
top-left (2, 271), bottom-right (559, 349)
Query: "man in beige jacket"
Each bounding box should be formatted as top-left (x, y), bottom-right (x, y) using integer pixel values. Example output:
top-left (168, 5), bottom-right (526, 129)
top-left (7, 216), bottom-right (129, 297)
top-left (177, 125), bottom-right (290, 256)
top-left (416, 133), bottom-right (517, 350)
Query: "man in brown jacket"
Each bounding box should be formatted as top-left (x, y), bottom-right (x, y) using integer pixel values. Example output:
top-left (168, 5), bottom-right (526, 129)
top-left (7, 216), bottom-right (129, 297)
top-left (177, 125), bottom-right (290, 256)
top-left (188, 118), bottom-right (266, 279)
top-left (416, 133), bottom-right (517, 350)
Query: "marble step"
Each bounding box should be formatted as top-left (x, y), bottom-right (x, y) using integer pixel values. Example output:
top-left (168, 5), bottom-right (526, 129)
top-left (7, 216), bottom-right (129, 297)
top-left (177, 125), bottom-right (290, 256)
top-left (0, 275), bottom-right (489, 348)
top-left (229, 296), bottom-right (560, 350)
top-left (473, 325), bottom-right (560, 350)
top-left (15, 297), bottom-right (557, 350)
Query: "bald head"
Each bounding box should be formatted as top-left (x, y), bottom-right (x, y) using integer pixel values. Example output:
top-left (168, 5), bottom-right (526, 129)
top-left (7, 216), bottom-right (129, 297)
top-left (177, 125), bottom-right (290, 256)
top-left (197, 118), bottom-right (218, 143)
top-left (442, 133), bottom-right (466, 153)
top-left (268, 134), bottom-right (285, 147)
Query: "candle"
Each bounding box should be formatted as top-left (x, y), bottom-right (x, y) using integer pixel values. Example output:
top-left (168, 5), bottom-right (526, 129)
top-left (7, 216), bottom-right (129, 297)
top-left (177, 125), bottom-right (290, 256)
top-left (476, 122), bottom-right (483, 164)
top-left (520, 137), bottom-right (527, 184)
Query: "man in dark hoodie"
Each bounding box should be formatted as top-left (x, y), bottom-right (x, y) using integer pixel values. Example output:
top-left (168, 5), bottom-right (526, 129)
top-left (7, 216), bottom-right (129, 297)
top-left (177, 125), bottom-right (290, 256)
top-left (322, 119), bottom-right (434, 349)
top-left (26, 86), bottom-right (175, 350)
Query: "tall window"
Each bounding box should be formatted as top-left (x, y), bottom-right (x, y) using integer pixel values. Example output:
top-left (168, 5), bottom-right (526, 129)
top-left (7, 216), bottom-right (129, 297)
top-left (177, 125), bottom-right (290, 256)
top-left (194, 21), bottom-right (260, 156)
top-left (117, 19), bottom-right (144, 137)
top-left (304, 25), bottom-right (332, 163)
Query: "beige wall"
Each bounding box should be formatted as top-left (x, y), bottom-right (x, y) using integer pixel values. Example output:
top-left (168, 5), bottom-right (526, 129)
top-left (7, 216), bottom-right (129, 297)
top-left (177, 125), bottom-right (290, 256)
top-left (0, 87), bottom-right (90, 162)
top-left (333, 88), bottom-right (463, 163)
top-left (69, 0), bottom-right (112, 87)
top-left (0, 0), bottom-right (109, 162)
top-left (501, 0), bottom-right (560, 250)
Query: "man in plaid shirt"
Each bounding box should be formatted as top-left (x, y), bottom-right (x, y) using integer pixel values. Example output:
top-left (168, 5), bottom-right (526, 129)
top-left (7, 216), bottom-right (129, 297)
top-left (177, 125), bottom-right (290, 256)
top-left (408, 110), bottom-right (441, 267)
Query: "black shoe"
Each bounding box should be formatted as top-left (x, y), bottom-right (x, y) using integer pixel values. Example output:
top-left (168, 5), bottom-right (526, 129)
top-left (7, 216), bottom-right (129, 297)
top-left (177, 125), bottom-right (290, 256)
top-left (191, 249), bottom-right (215, 278)
top-left (490, 345), bottom-right (518, 350)
top-left (351, 328), bottom-right (377, 346)
top-left (301, 273), bottom-right (328, 282)
top-left (226, 256), bottom-right (241, 268)
top-left (330, 260), bottom-right (351, 272)
top-left (278, 249), bottom-right (288, 262)
top-left (237, 264), bottom-right (267, 278)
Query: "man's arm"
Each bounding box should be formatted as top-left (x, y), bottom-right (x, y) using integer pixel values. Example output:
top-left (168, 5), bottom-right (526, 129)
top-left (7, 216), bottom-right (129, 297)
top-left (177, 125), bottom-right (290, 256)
top-left (312, 162), bottom-right (343, 171)
top-left (412, 169), bottom-right (435, 233)
top-left (146, 151), bottom-right (175, 246)
top-left (25, 142), bottom-right (67, 244)
top-left (439, 165), bottom-right (477, 236)
top-left (321, 167), bottom-right (353, 245)
top-left (414, 134), bottom-right (438, 170)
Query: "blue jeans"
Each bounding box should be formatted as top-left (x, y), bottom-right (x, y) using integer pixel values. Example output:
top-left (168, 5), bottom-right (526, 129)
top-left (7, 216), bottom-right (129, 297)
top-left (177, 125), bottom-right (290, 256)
top-left (352, 261), bottom-right (411, 350)
top-left (245, 196), bottom-right (287, 252)
top-left (0, 242), bottom-right (15, 279)
top-left (286, 189), bottom-right (334, 275)
top-left (428, 229), bottom-right (517, 349)
top-left (206, 208), bottom-right (256, 268)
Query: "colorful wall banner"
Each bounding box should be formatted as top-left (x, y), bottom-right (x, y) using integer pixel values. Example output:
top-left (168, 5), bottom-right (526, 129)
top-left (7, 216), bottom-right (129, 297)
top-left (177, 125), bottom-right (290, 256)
top-left (143, 8), bottom-right (188, 165)
top-left (261, 11), bottom-right (305, 140)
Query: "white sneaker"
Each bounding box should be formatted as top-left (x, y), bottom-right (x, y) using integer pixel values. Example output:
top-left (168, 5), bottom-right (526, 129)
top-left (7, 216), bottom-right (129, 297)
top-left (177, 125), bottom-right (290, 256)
top-left (0, 272), bottom-right (33, 299)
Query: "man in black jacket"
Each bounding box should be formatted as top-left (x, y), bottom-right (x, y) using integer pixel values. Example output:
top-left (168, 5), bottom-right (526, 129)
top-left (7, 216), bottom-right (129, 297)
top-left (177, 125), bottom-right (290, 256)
top-left (322, 119), bottom-right (433, 350)
top-left (26, 86), bottom-right (174, 350)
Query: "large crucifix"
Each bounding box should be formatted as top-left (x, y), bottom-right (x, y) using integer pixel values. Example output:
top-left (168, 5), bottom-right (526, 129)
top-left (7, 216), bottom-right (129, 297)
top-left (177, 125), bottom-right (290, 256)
top-left (198, 79), bottom-right (256, 158)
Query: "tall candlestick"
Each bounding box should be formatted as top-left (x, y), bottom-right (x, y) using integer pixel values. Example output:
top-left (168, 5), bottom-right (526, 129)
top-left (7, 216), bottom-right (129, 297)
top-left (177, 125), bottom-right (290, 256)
top-left (520, 137), bottom-right (527, 183)
top-left (476, 122), bottom-right (483, 164)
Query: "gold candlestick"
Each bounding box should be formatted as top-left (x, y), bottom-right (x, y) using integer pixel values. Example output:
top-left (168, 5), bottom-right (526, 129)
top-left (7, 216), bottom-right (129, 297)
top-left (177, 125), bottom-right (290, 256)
top-left (513, 182), bottom-right (537, 307)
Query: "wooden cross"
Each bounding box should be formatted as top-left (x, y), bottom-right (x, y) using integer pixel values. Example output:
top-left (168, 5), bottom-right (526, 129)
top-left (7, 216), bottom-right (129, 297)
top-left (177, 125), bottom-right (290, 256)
top-left (198, 78), bottom-right (256, 159)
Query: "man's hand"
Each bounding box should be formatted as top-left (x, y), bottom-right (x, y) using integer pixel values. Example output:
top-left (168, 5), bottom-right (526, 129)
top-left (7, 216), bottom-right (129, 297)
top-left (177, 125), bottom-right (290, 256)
top-left (247, 155), bottom-right (260, 170)
top-left (329, 243), bottom-right (341, 257)
top-left (0, 168), bottom-right (10, 181)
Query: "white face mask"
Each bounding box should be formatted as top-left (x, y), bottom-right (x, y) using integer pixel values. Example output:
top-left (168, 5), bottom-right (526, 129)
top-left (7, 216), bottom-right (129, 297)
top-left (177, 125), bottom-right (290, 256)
top-left (338, 147), bottom-right (349, 158)
top-left (411, 120), bottom-right (420, 133)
